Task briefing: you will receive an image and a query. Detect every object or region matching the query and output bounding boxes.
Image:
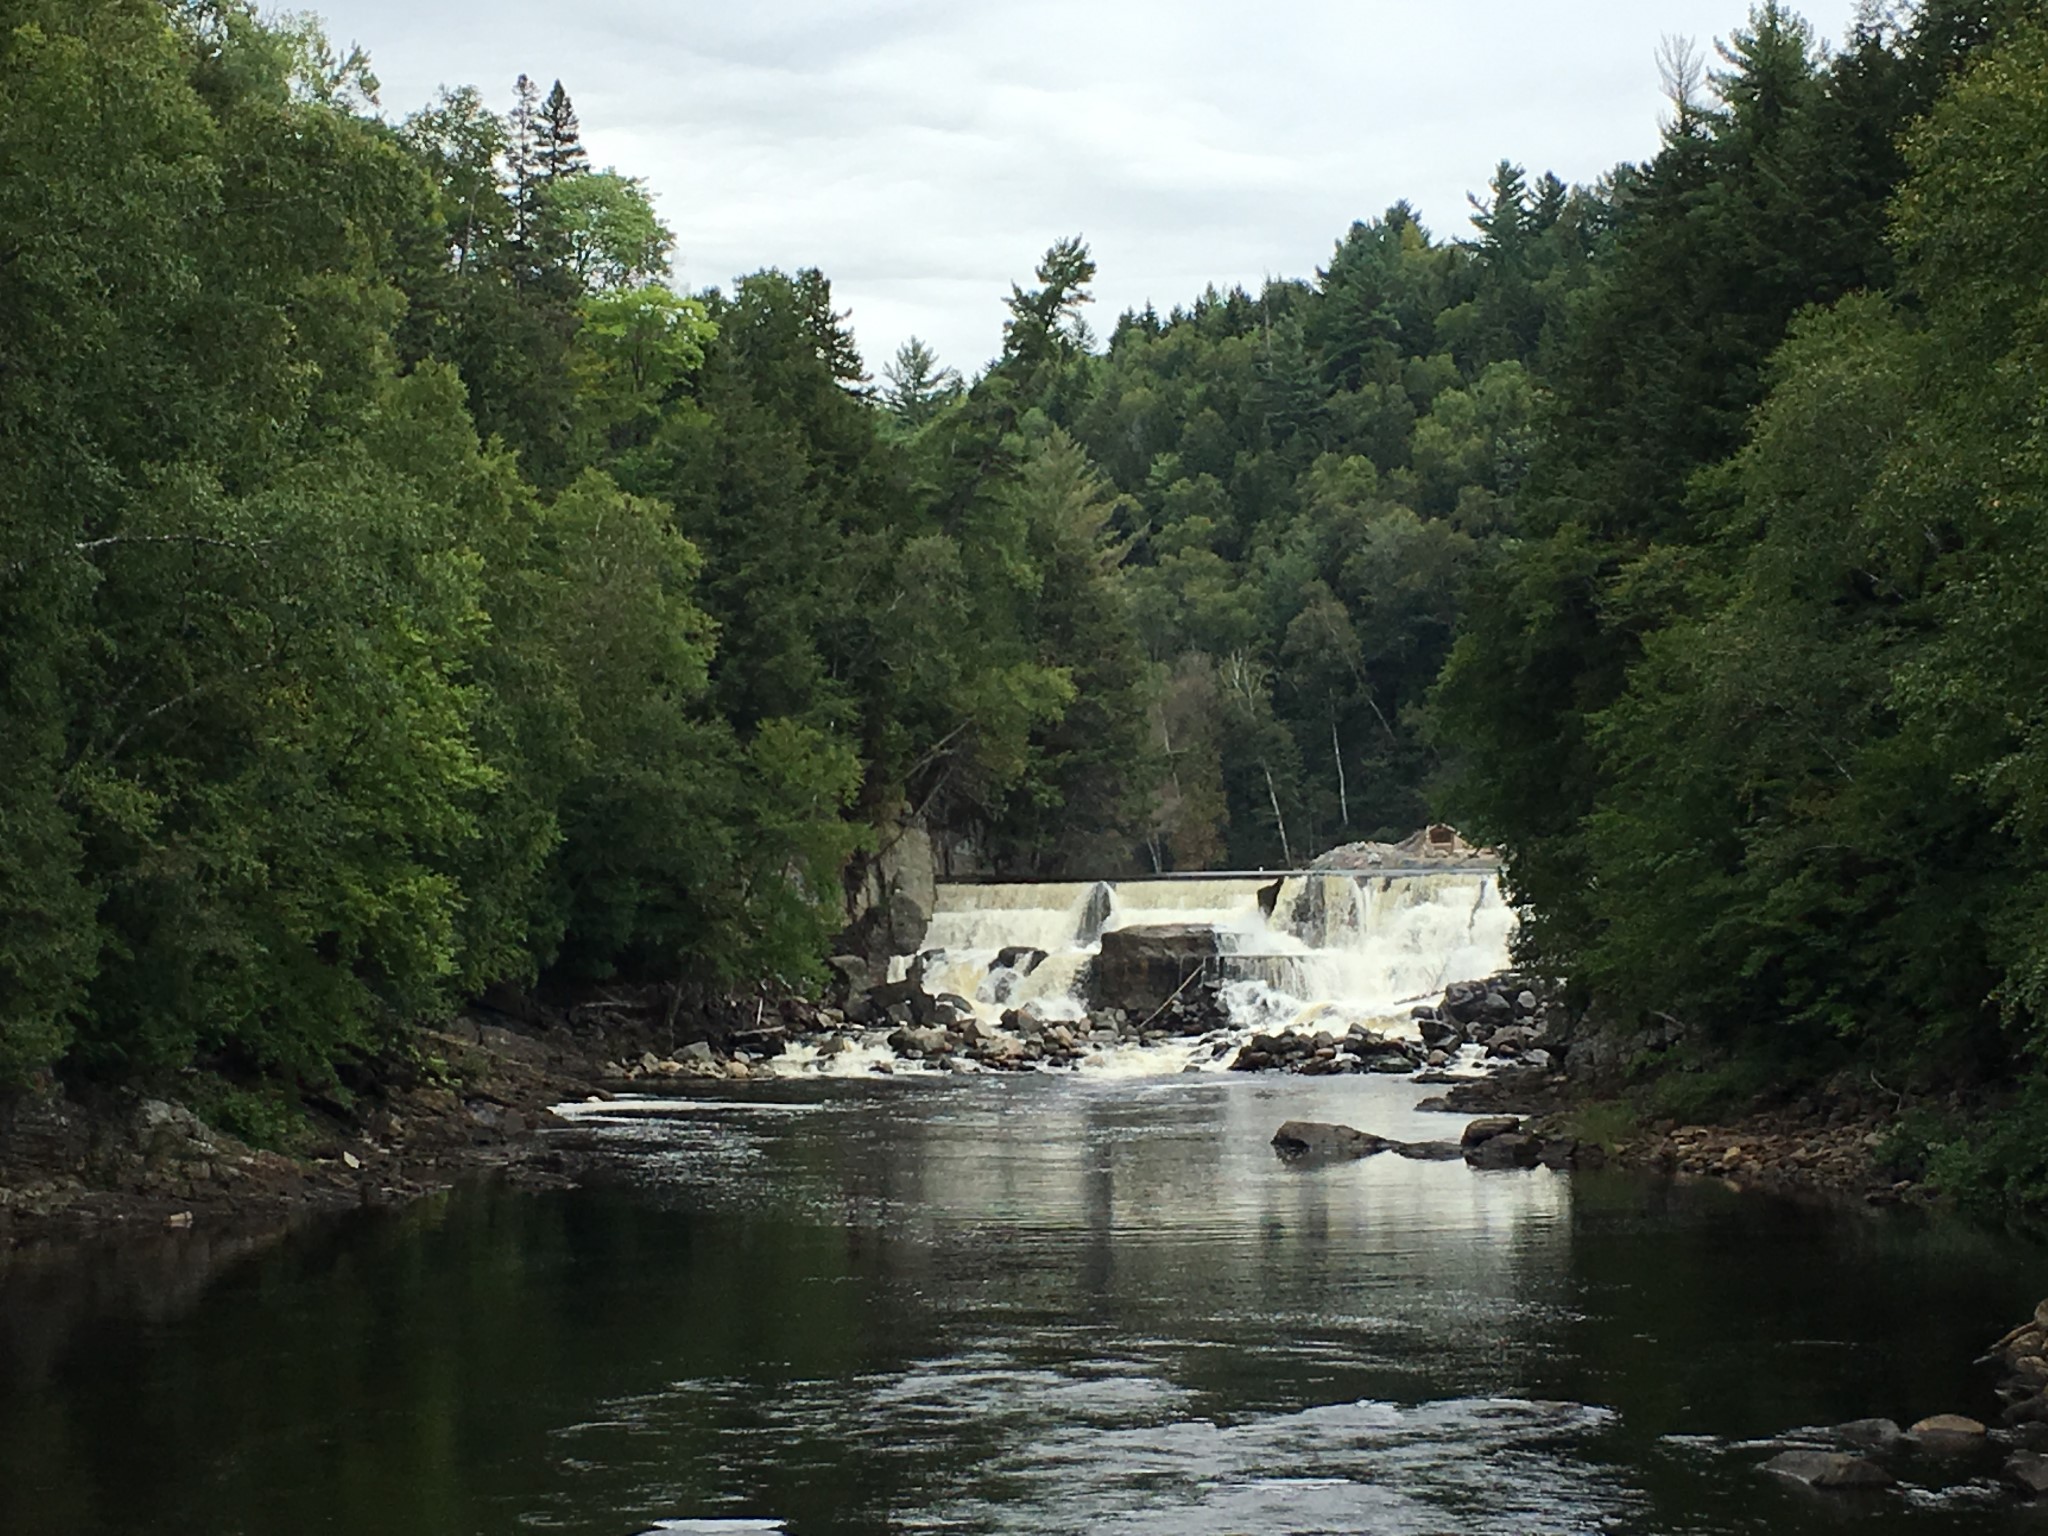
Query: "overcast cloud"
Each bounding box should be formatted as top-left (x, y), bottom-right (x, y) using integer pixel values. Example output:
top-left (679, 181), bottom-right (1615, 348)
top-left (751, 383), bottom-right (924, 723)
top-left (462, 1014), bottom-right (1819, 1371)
top-left (304, 0), bottom-right (1862, 376)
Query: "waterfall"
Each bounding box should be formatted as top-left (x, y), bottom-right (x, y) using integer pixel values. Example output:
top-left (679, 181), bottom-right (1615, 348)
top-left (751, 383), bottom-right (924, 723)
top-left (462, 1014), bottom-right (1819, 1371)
top-left (900, 869), bottom-right (1516, 1034)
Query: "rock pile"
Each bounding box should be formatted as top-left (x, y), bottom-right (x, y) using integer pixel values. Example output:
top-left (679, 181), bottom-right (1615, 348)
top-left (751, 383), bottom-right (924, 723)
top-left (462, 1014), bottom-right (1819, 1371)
top-left (1311, 825), bottom-right (1497, 870)
top-left (1739, 1303), bottom-right (2048, 1504)
top-left (1984, 1300), bottom-right (2048, 1438)
top-left (1230, 1026), bottom-right (1423, 1075)
top-left (1413, 972), bottom-right (1556, 1069)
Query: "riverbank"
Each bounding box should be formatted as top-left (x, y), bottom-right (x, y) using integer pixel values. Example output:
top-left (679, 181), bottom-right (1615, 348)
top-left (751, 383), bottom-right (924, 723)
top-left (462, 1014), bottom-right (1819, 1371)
top-left (0, 1021), bottom-right (591, 1250)
top-left (1422, 1065), bottom-right (1919, 1206)
top-left (0, 984), bottom-right (828, 1250)
top-left (0, 980), bottom-right (1929, 1249)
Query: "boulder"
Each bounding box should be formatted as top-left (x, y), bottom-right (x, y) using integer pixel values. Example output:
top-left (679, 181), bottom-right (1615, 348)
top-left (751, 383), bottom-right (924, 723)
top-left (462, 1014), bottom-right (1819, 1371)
top-left (1760, 1450), bottom-right (1894, 1490)
top-left (1271, 1121), bottom-right (1391, 1162)
top-left (886, 1025), bottom-right (949, 1057)
top-left (1460, 1116), bottom-right (1522, 1148)
top-left (681, 1041), bottom-right (716, 1065)
top-left (2009, 1451), bottom-right (2048, 1496)
top-left (994, 946), bottom-right (1047, 975)
top-left (1832, 1418), bottom-right (1904, 1453)
top-left (1466, 1132), bottom-right (1542, 1170)
top-left (1417, 1014), bottom-right (1462, 1051)
top-left (1091, 924), bottom-right (1219, 1015)
top-left (1441, 980), bottom-right (1488, 1025)
top-left (1909, 1413), bottom-right (1988, 1455)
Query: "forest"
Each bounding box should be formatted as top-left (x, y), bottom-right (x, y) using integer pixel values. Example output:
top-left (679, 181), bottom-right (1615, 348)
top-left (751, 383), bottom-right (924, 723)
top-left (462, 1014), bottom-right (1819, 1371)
top-left (4, 0), bottom-right (2048, 1194)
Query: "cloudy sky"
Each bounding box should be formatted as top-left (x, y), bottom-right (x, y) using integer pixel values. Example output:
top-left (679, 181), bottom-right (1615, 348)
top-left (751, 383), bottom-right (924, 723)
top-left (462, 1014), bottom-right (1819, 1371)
top-left (306, 0), bottom-right (1861, 377)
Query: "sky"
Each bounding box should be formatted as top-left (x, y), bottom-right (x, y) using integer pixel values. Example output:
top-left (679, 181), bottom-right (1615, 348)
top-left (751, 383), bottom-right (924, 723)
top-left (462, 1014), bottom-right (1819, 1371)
top-left (304, 0), bottom-right (1864, 378)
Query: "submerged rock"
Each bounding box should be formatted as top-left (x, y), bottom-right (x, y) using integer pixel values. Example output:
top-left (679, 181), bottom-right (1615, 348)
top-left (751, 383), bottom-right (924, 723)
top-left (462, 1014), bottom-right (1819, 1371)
top-left (1761, 1449), bottom-right (1895, 1489)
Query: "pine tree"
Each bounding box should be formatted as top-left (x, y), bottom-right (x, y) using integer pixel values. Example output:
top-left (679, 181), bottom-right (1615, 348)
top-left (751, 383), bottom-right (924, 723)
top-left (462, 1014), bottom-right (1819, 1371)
top-left (538, 80), bottom-right (587, 182)
top-left (506, 73), bottom-right (541, 254)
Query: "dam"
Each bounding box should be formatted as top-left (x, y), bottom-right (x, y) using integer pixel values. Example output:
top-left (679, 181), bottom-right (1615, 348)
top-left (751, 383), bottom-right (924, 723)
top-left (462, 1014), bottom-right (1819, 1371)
top-left (896, 866), bottom-right (1518, 1039)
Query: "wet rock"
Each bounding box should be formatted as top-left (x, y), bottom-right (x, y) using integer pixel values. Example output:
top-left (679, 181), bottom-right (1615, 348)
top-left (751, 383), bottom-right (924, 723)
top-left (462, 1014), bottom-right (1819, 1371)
top-left (1833, 1419), bottom-right (1904, 1454)
top-left (1911, 1414), bottom-right (1988, 1454)
top-left (1417, 1014), bottom-right (1462, 1051)
top-left (1466, 1131), bottom-right (1542, 1170)
top-left (1761, 1450), bottom-right (1894, 1489)
top-left (1441, 980), bottom-right (1489, 1026)
top-left (1271, 1120), bottom-right (1392, 1162)
top-left (1460, 1116), bottom-right (1522, 1148)
top-left (1091, 924), bottom-right (1218, 1015)
top-left (994, 946), bottom-right (1047, 975)
top-left (1393, 1140), bottom-right (1464, 1161)
top-left (729, 1027), bottom-right (787, 1058)
top-left (886, 1025), bottom-right (949, 1057)
top-left (2007, 1451), bottom-right (2048, 1496)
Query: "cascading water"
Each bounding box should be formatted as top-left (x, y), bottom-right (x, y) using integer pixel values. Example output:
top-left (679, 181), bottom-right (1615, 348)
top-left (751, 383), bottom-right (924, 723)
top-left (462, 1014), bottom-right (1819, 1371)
top-left (844, 869), bottom-right (1516, 1075)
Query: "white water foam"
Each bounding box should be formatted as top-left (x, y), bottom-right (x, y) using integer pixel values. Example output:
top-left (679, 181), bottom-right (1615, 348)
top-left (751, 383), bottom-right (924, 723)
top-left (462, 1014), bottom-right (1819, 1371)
top-left (815, 869), bottom-right (1518, 1077)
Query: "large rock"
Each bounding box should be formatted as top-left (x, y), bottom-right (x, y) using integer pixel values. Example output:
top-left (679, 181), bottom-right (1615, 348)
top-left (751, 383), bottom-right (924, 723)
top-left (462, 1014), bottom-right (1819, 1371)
top-left (1832, 1418), bottom-right (1904, 1453)
top-left (841, 822), bottom-right (938, 963)
top-left (1760, 1450), bottom-right (1894, 1489)
top-left (1910, 1413), bottom-right (1988, 1455)
top-left (1271, 1121), bottom-right (1460, 1163)
top-left (1090, 924), bottom-right (1219, 1016)
top-left (1271, 1121), bottom-right (1391, 1162)
top-left (1465, 1131), bottom-right (1542, 1169)
top-left (1460, 1116), bottom-right (1522, 1148)
top-left (2009, 1450), bottom-right (2048, 1496)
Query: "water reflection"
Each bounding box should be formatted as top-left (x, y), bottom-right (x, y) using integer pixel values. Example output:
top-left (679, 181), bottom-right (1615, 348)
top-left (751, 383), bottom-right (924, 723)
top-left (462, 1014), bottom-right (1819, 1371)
top-left (1, 1074), bottom-right (2044, 1535)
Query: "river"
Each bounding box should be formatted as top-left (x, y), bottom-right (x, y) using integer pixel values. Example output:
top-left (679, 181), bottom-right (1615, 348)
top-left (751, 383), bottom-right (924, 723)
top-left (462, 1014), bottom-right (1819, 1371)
top-left (1, 1069), bottom-right (2042, 1534)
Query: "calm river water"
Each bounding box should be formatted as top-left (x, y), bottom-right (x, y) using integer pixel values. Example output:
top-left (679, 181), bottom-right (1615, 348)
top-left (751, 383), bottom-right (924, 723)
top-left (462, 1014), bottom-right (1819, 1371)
top-left (2, 1072), bottom-right (2044, 1534)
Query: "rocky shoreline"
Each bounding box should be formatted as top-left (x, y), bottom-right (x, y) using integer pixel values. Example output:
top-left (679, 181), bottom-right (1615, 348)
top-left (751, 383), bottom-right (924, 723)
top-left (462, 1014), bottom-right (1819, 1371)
top-left (1419, 1056), bottom-right (1913, 1207)
top-left (0, 965), bottom-right (1925, 1250)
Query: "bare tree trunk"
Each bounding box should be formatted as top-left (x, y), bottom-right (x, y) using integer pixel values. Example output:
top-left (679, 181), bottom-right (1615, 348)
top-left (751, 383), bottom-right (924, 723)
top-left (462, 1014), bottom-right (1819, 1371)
top-left (1263, 765), bottom-right (1293, 868)
top-left (1330, 701), bottom-right (1348, 827)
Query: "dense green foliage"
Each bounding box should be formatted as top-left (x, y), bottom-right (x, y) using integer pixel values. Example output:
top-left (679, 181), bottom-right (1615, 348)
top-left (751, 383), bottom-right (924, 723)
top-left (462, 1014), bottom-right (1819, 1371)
top-left (1433, 0), bottom-right (2048, 1105)
top-left (11, 0), bottom-right (2048, 1160)
top-left (0, 0), bottom-right (1082, 1092)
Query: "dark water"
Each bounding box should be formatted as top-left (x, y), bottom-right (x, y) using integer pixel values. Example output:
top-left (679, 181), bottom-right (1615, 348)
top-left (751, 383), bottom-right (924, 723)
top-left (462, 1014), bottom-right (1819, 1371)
top-left (3, 1072), bottom-right (2045, 1535)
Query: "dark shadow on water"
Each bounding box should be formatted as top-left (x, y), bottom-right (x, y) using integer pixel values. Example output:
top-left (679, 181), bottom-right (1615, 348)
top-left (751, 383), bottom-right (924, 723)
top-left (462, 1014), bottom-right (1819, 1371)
top-left (2, 1074), bottom-right (2045, 1535)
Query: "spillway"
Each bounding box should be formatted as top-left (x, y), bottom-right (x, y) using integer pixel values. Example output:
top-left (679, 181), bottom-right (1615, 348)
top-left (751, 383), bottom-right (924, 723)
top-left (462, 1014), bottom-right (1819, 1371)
top-left (896, 868), bottom-right (1516, 1037)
